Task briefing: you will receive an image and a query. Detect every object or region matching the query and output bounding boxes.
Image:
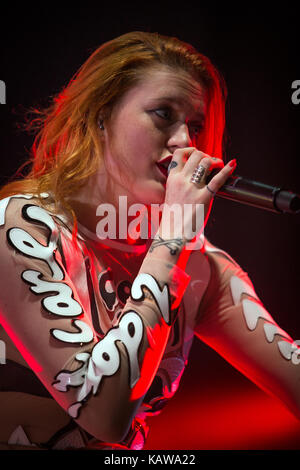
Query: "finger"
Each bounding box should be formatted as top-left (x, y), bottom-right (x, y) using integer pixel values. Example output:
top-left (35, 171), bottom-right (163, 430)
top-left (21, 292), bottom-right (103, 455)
top-left (206, 157), bottom-right (225, 173)
top-left (183, 152), bottom-right (224, 178)
top-left (187, 157), bottom-right (224, 189)
top-left (168, 147), bottom-right (197, 174)
top-left (206, 159), bottom-right (237, 195)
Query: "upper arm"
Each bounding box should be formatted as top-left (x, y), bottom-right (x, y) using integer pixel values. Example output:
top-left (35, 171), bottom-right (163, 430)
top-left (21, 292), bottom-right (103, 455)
top-left (0, 198), bottom-right (133, 441)
top-left (194, 249), bottom-right (300, 421)
top-left (195, 248), bottom-right (260, 335)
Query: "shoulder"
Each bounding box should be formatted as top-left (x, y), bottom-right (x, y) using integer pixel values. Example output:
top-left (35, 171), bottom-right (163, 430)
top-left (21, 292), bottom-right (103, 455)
top-left (202, 236), bottom-right (245, 277)
top-left (201, 236), bottom-right (257, 298)
top-left (193, 237), bottom-right (260, 328)
top-left (0, 193), bottom-right (73, 239)
top-left (182, 235), bottom-right (249, 291)
top-left (0, 193), bottom-right (78, 271)
top-left (202, 237), bottom-right (242, 269)
top-left (0, 193), bottom-right (52, 225)
top-left (0, 195), bottom-right (50, 255)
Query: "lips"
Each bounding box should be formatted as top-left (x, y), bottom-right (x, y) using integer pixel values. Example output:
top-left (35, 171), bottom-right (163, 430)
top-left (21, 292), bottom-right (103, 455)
top-left (156, 155), bottom-right (173, 179)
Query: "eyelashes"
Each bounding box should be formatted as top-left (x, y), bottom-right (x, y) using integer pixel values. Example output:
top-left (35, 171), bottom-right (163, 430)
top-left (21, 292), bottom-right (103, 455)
top-left (153, 108), bottom-right (172, 121)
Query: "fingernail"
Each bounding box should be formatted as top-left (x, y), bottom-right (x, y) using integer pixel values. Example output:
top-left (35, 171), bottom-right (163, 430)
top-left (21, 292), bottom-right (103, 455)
top-left (229, 159), bottom-right (236, 167)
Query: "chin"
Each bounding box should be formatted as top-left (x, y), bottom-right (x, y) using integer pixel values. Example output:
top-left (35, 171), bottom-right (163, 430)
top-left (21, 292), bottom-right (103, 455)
top-left (131, 180), bottom-right (166, 206)
top-left (143, 187), bottom-right (166, 206)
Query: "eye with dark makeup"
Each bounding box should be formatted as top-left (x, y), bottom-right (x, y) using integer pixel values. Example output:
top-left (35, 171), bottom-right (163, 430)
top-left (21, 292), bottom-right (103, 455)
top-left (150, 106), bottom-right (204, 144)
top-left (152, 107), bottom-right (173, 121)
top-left (189, 122), bottom-right (204, 137)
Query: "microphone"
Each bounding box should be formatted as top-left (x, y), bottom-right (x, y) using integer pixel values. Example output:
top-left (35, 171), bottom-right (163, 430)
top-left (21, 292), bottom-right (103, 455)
top-left (207, 170), bottom-right (300, 214)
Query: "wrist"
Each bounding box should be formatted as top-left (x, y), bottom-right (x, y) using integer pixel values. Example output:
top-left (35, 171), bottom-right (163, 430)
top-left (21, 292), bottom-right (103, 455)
top-left (146, 231), bottom-right (191, 274)
top-left (150, 232), bottom-right (186, 256)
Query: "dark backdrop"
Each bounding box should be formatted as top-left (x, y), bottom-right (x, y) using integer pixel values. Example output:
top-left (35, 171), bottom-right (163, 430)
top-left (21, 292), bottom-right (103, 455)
top-left (1, 6), bottom-right (299, 450)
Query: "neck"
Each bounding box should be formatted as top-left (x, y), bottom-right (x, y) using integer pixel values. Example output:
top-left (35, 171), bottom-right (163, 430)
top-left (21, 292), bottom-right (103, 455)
top-left (67, 174), bottom-right (161, 246)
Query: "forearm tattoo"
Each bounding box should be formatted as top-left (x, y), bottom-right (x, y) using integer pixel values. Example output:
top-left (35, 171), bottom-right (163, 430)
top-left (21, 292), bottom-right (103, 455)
top-left (149, 235), bottom-right (184, 256)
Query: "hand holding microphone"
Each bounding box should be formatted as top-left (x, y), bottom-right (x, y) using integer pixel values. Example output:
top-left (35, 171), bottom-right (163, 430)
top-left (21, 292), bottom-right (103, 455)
top-left (167, 152), bottom-right (300, 215)
top-left (161, 148), bottom-right (236, 241)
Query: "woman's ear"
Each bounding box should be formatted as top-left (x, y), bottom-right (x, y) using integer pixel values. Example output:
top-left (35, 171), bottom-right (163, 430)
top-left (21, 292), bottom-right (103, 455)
top-left (97, 105), bottom-right (111, 131)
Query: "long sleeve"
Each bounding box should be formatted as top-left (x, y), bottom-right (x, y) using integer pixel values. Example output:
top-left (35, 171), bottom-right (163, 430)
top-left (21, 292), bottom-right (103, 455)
top-left (195, 245), bottom-right (300, 421)
top-left (0, 195), bottom-right (190, 443)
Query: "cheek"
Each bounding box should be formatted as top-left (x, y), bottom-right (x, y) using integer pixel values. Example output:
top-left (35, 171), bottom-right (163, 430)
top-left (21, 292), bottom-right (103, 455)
top-left (108, 111), bottom-right (163, 172)
top-left (125, 132), bottom-right (160, 169)
top-left (117, 119), bottom-right (149, 153)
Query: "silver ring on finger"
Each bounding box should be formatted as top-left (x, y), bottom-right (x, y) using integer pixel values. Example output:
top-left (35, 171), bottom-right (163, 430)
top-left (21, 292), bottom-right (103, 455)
top-left (190, 164), bottom-right (206, 185)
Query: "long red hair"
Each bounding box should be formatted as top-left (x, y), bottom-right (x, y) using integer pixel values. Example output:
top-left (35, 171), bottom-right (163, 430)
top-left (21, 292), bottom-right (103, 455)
top-left (0, 31), bottom-right (227, 225)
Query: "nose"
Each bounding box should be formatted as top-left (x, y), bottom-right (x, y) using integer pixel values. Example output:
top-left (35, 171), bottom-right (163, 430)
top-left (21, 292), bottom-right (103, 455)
top-left (167, 122), bottom-right (193, 153)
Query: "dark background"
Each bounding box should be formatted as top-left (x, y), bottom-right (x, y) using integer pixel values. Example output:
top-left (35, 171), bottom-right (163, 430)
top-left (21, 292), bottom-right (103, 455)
top-left (1, 6), bottom-right (300, 449)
